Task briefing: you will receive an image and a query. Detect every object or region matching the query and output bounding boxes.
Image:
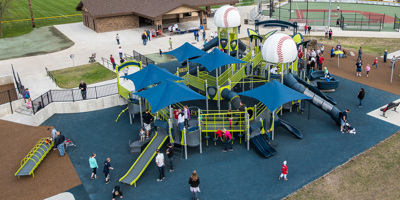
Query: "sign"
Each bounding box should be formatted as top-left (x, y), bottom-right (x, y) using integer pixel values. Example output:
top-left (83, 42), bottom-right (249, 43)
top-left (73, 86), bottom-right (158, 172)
top-left (70, 54), bottom-right (74, 59)
top-left (179, 67), bottom-right (188, 73)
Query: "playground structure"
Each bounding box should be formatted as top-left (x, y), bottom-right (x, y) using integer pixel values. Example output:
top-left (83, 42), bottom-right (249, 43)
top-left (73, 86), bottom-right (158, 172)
top-left (115, 5), bottom-right (346, 188)
top-left (15, 137), bottom-right (54, 178)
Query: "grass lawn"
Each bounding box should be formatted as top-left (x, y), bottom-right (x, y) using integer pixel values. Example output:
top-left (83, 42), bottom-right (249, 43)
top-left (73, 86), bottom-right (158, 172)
top-left (1, 0), bottom-right (81, 38)
top-left (286, 131), bottom-right (400, 200)
top-left (303, 36), bottom-right (400, 58)
top-left (51, 63), bottom-right (116, 89)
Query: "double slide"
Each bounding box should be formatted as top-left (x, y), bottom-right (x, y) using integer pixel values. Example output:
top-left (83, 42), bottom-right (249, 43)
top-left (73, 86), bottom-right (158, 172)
top-left (119, 120), bottom-right (168, 187)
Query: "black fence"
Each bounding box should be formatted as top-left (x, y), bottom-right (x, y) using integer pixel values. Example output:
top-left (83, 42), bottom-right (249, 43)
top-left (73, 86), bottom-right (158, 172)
top-left (340, 13), bottom-right (383, 31)
top-left (394, 14), bottom-right (400, 32)
top-left (0, 89), bottom-right (20, 114)
top-left (132, 50), bottom-right (155, 66)
top-left (12, 65), bottom-right (25, 96)
top-left (32, 83), bottom-right (118, 114)
top-left (45, 67), bottom-right (58, 87)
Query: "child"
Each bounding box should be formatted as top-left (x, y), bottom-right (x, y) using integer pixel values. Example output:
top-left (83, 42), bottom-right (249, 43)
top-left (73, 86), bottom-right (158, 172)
top-left (159, 49), bottom-right (162, 57)
top-left (215, 129), bottom-right (224, 142)
top-left (103, 158), bottom-right (114, 184)
top-left (123, 67), bottom-right (128, 80)
top-left (365, 64), bottom-right (371, 77)
top-left (27, 98), bottom-right (33, 114)
top-left (139, 128), bottom-right (146, 142)
top-left (227, 109), bottom-right (233, 128)
top-left (372, 57), bottom-right (378, 69)
top-left (344, 123), bottom-right (356, 135)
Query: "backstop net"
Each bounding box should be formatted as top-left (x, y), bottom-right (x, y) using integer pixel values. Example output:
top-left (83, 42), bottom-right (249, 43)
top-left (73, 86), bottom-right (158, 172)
top-left (394, 14), bottom-right (400, 32)
top-left (339, 12), bottom-right (384, 31)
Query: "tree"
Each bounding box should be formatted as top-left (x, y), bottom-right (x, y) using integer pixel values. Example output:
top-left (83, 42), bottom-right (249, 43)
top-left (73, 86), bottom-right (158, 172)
top-left (0, 0), bottom-right (12, 38)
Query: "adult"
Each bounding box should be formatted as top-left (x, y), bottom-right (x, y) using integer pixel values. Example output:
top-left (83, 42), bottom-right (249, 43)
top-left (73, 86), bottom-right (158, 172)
top-left (189, 171), bottom-right (200, 200)
top-left (36, 102), bottom-right (43, 112)
top-left (166, 143), bottom-right (174, 172)
top-left (142, 109), bottom-right (153, 139)
top-left (54, 131), bottom-right (65, 156)
top-left (110, 55), bottom-right (116, 70)
top-left (235, 102), bottom-right (246, 125)
top-left (336, 44), bottom-right (342, 50)
top-left (337, 5), bottom-right (340, 14)
top-left (311, 50), bottom-right (316, 58)
top-left (168, 26), bottom-right (172, 35)
top-left (339, 109), bottom-right (350, 133)
top-left (173, 107), bottom-right (179, 123)
top-left (211, 31), bottom-right (214, 39)
top-left (196, 31), bottom-right (199, 42)
top-left (372, 57), bottom-right (378, 69)
top-left (270, 66), bottom-right (278, 74)
top-left (357, 47), bottom-right (363, 62)
top-left (238, 24), bottom-right (241, 34)
top-left (193, 30), bottom-right (197, 40)
top-left (141, 33), bottom-right (147, 46)
top-left (222, 128), bottom-right (233, 152)
top-left (183, 105), bottom-right (190, 128)
top-left (329, 29), bottom-right (332, 40)
top-left (155, 149), bottom-right (165, 181)
top-left (321, 44), bottom-right (324, 55)
top-left (79, 81), bottom-right (87, 100)
top-left (383, 50), bottom-right (388, 63)
top-left (355, 60), bottom-right (362, 76)
top-left (116, 34), bottom-right (120, 45)
top-left (112, 186), bottom-right (123, 200)
top-left (318, 54), bottom-right (324, 70)
top-left (278, 161), bottom-right (288, 181)
top-left (23, 88), bottom-right (30, 102)
top-left (304, 24), bottom-right (307, 35)
top-left (307, 24), bottom-right (311, 34)
top-left (298, 51), bottom-right (303, 64)
top-left (118, 46), bottom-right (123, 59)
top-left (324, 27), bottom-right (328, 38)
top-left (146, 30), bottom-right (151, 41)
top-left (177, 111), bottom-right (185, 131)
top-left (202, 30), bottom-right (206, 41)
top-left (103, 158), bottom-right (114, 184)
top-left (330, 47), bottom-right (335, 61)
top-left (89, 153), bottom-right (98, 179)
top-left (169, 38), bottom-right (173, 50)
top-left (358, 88), bottom-right (365, 108)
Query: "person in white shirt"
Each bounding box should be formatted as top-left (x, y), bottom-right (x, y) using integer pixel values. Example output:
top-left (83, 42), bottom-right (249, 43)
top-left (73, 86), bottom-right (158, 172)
top-left (155, 149), bottom-right (165, 181)
top-left (311, 50), bottom-right (316, 58)
top-left (177, 111), bottom-right (185, 131)
top-left (270, 66), bottom-right (278, 74)
top-left (211, 32), bottom-right (214, 39)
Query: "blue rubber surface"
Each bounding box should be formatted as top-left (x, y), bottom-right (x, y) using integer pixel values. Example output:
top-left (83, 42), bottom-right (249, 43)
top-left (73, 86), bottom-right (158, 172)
top-left (42, 76), bottom-right (400, 200)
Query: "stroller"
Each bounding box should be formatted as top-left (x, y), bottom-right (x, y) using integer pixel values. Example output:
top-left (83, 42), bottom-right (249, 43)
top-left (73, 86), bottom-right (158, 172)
top-left (89, 53), bottom-right (96, 63)
top-left (344, 123), bottom-right (356, 135)
top-left (64, 139), bottom-right (77, 152)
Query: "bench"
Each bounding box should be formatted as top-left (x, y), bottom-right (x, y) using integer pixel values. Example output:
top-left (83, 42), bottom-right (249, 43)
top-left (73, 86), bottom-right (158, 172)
top-left (380, 102), bottom-right (400, 117)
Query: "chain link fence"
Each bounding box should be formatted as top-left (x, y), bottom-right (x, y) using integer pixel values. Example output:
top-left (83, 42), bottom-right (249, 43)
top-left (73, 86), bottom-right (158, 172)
top-left (394, 14), bottom-right (400, 32)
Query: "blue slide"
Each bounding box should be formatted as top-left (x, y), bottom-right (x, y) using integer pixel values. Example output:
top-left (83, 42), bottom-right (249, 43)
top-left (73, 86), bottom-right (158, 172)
top-left (251, 134), bottom-right (276, 158)
top-left (274, 116), bottom-right (303, 139)
top-left (293, 75), bottom-right (337, 105)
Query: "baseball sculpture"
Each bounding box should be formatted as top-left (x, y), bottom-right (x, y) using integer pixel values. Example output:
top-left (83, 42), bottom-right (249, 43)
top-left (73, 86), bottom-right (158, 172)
top-left (262, 33), bottom-right (297, 63)
top-left (214, 5), bottom-right (241, 28)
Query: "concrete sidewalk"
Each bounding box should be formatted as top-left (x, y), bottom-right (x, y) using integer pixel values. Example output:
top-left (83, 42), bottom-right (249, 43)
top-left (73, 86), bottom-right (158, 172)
top-left (0, 5), bottom-right (399, 100)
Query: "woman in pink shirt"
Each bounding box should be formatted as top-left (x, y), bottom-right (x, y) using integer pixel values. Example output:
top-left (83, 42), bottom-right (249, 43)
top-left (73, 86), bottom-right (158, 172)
top-left (222, 128), bottom-right (233, 152)
top-left (365, 64), bottom-right (371, 77)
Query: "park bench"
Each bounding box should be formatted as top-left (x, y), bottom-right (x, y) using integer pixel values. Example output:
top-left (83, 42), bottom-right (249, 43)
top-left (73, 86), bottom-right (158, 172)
top-left (380, 102), bottom-right (400, 117)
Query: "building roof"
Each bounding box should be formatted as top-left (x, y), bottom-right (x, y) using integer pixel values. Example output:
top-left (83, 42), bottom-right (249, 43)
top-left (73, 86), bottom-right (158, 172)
top-left (76, 0), bottom-right (239, 19)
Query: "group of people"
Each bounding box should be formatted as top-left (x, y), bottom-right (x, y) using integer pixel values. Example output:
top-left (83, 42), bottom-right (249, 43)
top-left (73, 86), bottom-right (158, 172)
top-left (173, 106), bottom-right (191, 131)
top-left (141, 30), bottom-right (153, 46)
top-left (49, 127), bottom-right (66, 156)
top-left (303, 47), bottom-right (325, 76)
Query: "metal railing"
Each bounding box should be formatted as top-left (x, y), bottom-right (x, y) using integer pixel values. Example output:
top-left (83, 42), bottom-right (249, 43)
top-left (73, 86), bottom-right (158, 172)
top-left (32, 83), bottom-right (118, 114)
top-left (0, 88), bottom-right (20, 114)
top-left (101, 57), bottom-right (115, 70)
top-left (45, 67), bottom-right (58, 87)
top-left (132, 50), bottom-right (155, 66)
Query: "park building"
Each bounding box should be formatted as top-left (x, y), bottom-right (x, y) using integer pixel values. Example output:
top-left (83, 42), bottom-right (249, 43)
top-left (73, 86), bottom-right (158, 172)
top-left (76, 0), bottom-right (238, 33)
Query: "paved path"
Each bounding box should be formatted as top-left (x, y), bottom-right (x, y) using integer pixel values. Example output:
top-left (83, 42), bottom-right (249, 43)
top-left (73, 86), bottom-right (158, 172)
top-left (0, 5), bottom-right (399, 100)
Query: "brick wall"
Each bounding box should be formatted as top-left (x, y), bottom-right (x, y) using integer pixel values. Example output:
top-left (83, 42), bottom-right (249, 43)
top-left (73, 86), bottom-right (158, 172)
top-left (82, 10), bottom-right (95, 31)
top-left (95, 15), bottom-right (139, 32)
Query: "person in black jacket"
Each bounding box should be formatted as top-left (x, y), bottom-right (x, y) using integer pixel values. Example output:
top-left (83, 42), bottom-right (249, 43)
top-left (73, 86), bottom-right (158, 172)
top-left (189, 171), bottom-right (200, 200)
top-left (112, 185), bottom-right (123, 200)
top-left (358, 88), bottom-right (365, 108)
top-left (79, 81), bottom-right (87, 100)
top-left (53, 131), bottom-right (65, 156)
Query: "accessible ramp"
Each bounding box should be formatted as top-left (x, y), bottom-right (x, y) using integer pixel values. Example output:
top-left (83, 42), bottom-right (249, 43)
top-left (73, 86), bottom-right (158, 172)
top-left (119, 120), bottom-right (168, 187)
top-left (284, 73), bottom-right (341, 125)
top-left (15, 137), bottom-right (54, 178)
top-left (250, 134), bottom-right (276, 158)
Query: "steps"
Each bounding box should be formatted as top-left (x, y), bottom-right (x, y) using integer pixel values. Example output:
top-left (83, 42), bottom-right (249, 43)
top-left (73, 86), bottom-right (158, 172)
top-left (15, 105), bottom-right (32, 116)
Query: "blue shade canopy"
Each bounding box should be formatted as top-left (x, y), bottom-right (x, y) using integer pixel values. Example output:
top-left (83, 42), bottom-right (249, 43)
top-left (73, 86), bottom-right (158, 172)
top-left (164, 42), bottom-right (207, 62)
top-left (238, 79), bottom-right (311, 112)
top-left (134, 79), bottom-right (207, 112)
top-left (122, 63), bottom-right (183, 91)
top-left (190, 48), bottom-right (246, 72)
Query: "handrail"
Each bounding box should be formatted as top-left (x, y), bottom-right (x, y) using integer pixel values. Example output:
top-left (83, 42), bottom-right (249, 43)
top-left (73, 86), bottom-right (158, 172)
top-left (45, 67), bottom-right (58, 87)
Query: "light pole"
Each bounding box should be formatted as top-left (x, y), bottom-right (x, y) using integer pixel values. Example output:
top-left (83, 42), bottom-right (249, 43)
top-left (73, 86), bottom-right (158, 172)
top-left (390, 57), bottom-right (399, 83)
top-left (328, 0), bottom-right (332, 27)
top-left (28, 0), bottom-right (35, 27)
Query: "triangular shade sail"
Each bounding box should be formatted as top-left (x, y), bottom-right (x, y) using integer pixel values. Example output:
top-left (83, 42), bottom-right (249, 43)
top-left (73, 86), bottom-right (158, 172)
top-left (164, 42), bottom-right (207, 62)
top-left (238, 79), bottom-right (311, 112)
top-left (134, 79), bottom-right (207, 112)
top-left (190, 48), bottom-right (246, 72)
top-left (121, 63), bottom-right (183, 91)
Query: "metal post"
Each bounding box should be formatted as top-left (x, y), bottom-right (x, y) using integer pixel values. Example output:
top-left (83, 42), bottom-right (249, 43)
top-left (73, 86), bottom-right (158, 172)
top-left (184, 128), bottom-right (187, 159)
top-left (139, 98), bottom-right (143, 126)
top-left (279, 2), bottom-right (281, 21)
top-left (272, 110), bottom-right (275, 140)
top-left (95, 86), bottom-right (98, 99)
top-left (7, 90), bottom-right (13, 114)
top-left (168, 119), bottom-right (173, 143)
top-left (71, 89), bottom-right (74, 102)
top-left (217, 85), bottom-right (220, 112)
top-left (391, 60), bottom-right (396, 83)
top-left (289, 0), bottom-right (292, 20)
top-left (198, 108), bottom-right (202, 154)
top-left (246, 108), bottom-right (250, 150)
top-left (306, 0), bottom-right (309, 25)
top-left (205, 80), bottom-right (209, 113)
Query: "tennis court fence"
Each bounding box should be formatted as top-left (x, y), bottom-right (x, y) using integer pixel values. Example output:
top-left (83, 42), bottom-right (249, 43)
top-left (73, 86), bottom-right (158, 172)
top-left (394, 14), bottom-right (400, 32)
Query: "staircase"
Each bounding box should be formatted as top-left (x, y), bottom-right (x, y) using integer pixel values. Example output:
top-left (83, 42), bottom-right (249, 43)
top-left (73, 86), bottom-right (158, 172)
top-left (15, 105), bottom-right (32, 116)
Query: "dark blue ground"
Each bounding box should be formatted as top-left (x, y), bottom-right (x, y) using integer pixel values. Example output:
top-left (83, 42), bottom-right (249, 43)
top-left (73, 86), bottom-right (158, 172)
top-left (42, 76), bottom-right (400, 200)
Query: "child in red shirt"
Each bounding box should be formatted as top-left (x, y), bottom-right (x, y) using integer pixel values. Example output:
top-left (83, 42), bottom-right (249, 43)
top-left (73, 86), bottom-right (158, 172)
top-left (372, 57), bottom-right (378, 69)
top-left (279, 161), bottom-right (288, 181)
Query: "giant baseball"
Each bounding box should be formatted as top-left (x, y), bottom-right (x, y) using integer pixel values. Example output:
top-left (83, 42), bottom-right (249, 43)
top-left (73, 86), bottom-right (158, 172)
top-left (262, 33), bottom-right (297, 63)
top-left (214, 5), bottom-right (241, 28)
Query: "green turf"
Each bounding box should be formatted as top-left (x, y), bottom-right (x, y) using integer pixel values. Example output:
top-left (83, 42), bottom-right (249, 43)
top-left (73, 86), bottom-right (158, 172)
top-left (263, 2), bottom-right (399, 31)
top-left (1, 0), bottom-right (81, 38)
top-left (50, 63), bottom-right (116, 89)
